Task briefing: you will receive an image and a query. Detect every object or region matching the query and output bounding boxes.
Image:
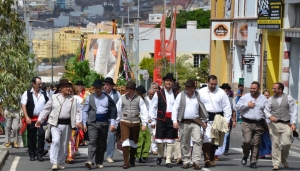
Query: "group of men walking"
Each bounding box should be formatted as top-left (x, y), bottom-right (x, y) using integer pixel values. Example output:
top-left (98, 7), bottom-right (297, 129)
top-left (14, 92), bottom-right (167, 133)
top-left (2, 73), bottom-right (297, 171)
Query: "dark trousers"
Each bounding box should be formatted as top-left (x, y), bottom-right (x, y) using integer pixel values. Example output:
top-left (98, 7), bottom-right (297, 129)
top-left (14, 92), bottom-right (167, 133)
top-left (87, 122), bottom-right (109, 165)
top-left (27, 121), bottom-right (46, 158)
top-left (225, 120), bottom-right (233, 153)
top-left (241, 119), bottom-right (264, 164)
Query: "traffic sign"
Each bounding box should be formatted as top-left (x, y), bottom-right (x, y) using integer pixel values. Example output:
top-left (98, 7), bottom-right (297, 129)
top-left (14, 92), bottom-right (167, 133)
top-left (143, 72), bottom-right (149, 80)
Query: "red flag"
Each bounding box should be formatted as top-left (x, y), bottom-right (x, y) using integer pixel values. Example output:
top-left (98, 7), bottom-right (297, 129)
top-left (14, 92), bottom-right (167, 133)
top-left (160, 13), bottom-right (166, 57)
top-left (166, 8), bottom-right (177, 57)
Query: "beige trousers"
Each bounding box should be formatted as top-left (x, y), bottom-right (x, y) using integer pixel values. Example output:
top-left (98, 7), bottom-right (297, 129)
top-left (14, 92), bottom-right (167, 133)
top-left (269, 122), bottom-right (292, 167)
top-left (179, 122), bottom-right (202, 165)
top-left (4, 110), bottom-right (20, 143)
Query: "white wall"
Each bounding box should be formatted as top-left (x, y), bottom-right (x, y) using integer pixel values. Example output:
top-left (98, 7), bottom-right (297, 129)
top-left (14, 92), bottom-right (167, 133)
top-left (289, 38), bottom-right (300, 102)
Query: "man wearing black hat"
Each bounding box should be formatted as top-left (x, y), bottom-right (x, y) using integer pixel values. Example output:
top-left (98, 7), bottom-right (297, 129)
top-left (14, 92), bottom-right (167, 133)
top-left (135, 85), bottom-right (152, 163)
top-left (115, 82), bottom-right (148, 169)
top-left (82, 80), bottom-right (117, 169)
top-left (172, 79), bottom-right (208, 170)
top-left (103, 77), bottom-right (121, 163)
top-left (149, 73), bottom-right (179, 168)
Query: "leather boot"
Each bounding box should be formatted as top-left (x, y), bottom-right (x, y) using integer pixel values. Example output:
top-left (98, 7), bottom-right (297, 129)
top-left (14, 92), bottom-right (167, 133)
top-left (202, 143), bottom-right (211, 168)
top-left (166, 144), bottom-right (174, 168)
top-left (210, 145), bottom-right (217, 167)
top-left (129, 147), bottom-right (137, 167)
top-left (122, 146), bottom-right (130, 169)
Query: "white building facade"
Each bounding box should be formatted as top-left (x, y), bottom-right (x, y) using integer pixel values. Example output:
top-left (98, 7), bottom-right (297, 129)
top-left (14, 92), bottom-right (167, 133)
top-left (232, 0), bottom-right (261, 88)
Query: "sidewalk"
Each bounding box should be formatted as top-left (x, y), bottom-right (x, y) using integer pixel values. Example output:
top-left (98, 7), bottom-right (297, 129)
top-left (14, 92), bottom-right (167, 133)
top-left (0, 135), bottom-right (9, 171)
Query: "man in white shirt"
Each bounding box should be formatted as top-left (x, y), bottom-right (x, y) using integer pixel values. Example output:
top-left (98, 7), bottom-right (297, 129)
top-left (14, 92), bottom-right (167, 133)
top-left (115, 82), bottom-right (148, 169)
top-left (103, 77), bottom-right (121, 163)
top-left (146, 88), bottom-right (157, 155)
top-left (21, 76), bottom-right (49, 161)
top-left (197, 75), bottom-right (232, 168)
top-left (264, 82), bottom-right (297, 170)
top-left (172, 79), bottom-right (208, 170)
top-left (235, 81), bottom-right (267, 169)
top-left (149, 73), bottom-right (179, 168)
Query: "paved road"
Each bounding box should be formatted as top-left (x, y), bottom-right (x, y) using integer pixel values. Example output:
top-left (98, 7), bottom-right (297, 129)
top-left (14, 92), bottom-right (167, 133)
top-left (1, 124), bottom-right (300, 171)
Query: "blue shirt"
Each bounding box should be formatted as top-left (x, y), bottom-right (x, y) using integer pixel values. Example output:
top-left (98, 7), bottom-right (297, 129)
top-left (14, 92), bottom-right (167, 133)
top-left (82, 93), bottom-right (109, 126)
top-left (236, 89), bottom-right (242, 103)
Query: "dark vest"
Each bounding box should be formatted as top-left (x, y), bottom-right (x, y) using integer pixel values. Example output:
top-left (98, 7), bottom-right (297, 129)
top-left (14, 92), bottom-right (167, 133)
top-left (87, 93), bottom-right (117, 123)
top-left (156, 88), bottom-right (177, 121)
top-left (111, 89), bottom-right (120, 103)
top-left (26, 90), bottom-right (49, 118)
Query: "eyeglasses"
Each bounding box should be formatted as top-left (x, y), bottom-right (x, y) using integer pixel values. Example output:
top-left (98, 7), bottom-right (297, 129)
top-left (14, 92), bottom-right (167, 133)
top-left (148, 94), bottom-right (154, 96)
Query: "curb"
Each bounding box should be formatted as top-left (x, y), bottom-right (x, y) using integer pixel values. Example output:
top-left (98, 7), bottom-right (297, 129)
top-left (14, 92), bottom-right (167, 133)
top-left (0, 149), bottom-right (9, 171)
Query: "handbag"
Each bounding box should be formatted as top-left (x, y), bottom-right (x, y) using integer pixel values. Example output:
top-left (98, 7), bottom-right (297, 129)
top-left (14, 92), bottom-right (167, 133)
top-left (44, 124), bottom-right (52, 143)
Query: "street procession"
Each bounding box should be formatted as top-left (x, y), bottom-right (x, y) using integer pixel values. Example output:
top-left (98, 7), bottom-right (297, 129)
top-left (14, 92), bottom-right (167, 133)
top-left (1, 0), bottom-right (300, 171)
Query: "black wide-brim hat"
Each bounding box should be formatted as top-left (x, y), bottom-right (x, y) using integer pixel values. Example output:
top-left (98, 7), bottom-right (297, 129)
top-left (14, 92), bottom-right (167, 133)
top-left (58, 79), bottom-right (72, 88)
top-left (136, 85), bottom-right (146, 94)
top-left (92, 80), bottom-right (104, 87)
top-left (75, 80), bottom-right (85, 86)
top-left (163, 73), bottom-right (176, 82)
top-left (126, 82), bottom-right (136, 90)
top-left (220, 83), bottom-right (231, 90)
top-left (103, 77), bottom-right (116, 85)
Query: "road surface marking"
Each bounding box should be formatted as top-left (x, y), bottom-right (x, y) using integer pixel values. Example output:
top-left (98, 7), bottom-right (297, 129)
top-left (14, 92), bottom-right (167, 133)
top-left (10, 156), bottom-right (20, 171)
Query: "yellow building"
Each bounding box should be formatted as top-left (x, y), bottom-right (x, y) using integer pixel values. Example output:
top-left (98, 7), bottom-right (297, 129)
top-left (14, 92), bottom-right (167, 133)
top-left (57, 27), bottom-right (82, 56)
top-left (32, 28), bottom-right (60, 61)
top-left (209, 0), bottom-right (234, 84)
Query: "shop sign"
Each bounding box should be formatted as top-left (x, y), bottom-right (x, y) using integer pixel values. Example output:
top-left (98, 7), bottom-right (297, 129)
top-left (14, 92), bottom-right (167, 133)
top-left (257, 0), bottom-right (282, 29)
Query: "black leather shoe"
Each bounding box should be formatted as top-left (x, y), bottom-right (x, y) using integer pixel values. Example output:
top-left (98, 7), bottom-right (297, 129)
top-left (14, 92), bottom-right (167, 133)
top-left (166, 163), bottom-right (172, 168)
top-left (224, 151), bottom-right (229, 156)
top-left (250, 163), bottom-right (257, 169)
top-left (123, 164), bottom-right (129, 169)
top-left (139, 158), bottom-right (146, 163)
top-left (156, 157), bottom-right (162, 165)
top-left (181, 163), bottom-right (189, 169)
top-left (30, 157), bottom-right (35, 161)
top-left (37, 155), bottom-right (44, 162)
top-left (241, 156), bottom-right (248, 165)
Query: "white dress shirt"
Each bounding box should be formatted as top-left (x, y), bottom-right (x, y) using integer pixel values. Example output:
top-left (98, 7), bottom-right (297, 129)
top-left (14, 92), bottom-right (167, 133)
top-left (264, 94), bottom-right (297, 124)
top-left (21, 88), bottom-right (47, 116)
top-left (235, 93), bottom-right (267, 121)
top-left (197, 87), bottom-right (232, 123)
top-left (149, 88), bottom-right (175, 125)
top-left (116, 94), bottom-right (149, 126)
top-left (172, 92), bottom-right (199, 123)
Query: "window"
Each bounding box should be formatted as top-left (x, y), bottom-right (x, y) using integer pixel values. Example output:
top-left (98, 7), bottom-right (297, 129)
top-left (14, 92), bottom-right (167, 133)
top-left (149, 53), bottom-right (154, 58)
top-left (193, 54), bottom-right (206, 67)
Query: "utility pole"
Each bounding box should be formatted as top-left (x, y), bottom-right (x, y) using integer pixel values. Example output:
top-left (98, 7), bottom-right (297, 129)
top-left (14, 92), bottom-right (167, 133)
top-left (51, 28), bottom-right (54, 84)
top-left (135, 0), bottom-right (140, 85)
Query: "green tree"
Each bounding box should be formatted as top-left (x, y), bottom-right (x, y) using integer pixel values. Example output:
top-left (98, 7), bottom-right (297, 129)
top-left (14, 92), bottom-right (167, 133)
top-left (42, 58), bottom-right (50, 63)
top-left (156, 9), bottom-right (211, 29)
top-left (195, 57), bottom-right (209, 83)
top-left (0, 0), bottom-right (36, 110)
top-left (156, 55), bottom-right (196, 84)
top-left (63, 57), bottom-right (103, 88)
top-left (139, 57), bottom-right (154, 79)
